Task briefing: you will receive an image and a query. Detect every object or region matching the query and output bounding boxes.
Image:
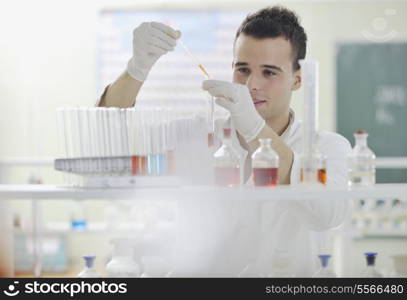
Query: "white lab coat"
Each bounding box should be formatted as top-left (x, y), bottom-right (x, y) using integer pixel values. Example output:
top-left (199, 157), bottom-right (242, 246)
top-left (172, 110), bottom-right (352, 277)
top-left (234, 110), bottom-right (352, 276)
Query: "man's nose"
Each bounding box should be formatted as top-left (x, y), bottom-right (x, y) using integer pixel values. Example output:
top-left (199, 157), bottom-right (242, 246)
top-left (246, 73), bottom-right (262, 91)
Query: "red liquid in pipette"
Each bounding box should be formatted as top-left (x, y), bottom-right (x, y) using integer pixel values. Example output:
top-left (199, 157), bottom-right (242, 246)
top-left (208, 132), bottom-right (215, 147)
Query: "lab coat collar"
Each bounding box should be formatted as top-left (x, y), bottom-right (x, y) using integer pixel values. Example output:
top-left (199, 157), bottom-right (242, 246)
top-left (280, 108), bottom-right (298, 141)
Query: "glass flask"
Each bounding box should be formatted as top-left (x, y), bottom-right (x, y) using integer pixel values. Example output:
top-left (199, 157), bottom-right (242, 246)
top-left (213, 128), bottom-right (240, 187)
top-left (348, 130), bottom-right (376, 187)
top-left (300, 133), bottom-right (326, 185)
top-left (251, 138), bottom-right (279, 187)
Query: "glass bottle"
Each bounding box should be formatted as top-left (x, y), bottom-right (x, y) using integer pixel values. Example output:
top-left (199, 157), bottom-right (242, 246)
top-left (213, 128), bottom-right (240, 187)
top-left (77, 255), bottom-right (100, 278)
top-left (300, 133), bottom-right (326, 184)
top-left (313, 254), bottom-right (336, 277)
top-left (317, 154), bottom-right (327, 184)
top-left (362, 252), bottom-right (382, 277)
top-left (251, 138), bottom-right (279, 187)
top-left (348, 130), bottom-right (376, 187)
top-left (106, 239), bottom-right (140, 277)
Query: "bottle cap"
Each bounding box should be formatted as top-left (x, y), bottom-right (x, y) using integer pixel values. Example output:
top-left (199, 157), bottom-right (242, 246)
top-left (83, 255), bottom-right (96, 268)
top-left (364, 252), bottom-right (377, 266)
top-left (318, 254), bottom-right (331, 268)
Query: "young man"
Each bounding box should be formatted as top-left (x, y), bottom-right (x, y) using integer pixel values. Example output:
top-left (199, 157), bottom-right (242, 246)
top-left (99, 6), bottom-right (350, 186)
top-left (99, 6), bottom-right (351, 276)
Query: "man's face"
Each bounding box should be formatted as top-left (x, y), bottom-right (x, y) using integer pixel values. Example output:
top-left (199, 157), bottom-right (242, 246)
top-left (232, 34), bottom-right (301, 121)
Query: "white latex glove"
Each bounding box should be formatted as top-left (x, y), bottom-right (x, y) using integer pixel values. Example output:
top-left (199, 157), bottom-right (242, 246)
top-left (127, 22), bottom-right (181, 82)
top-left (202, 80), bottom-right (266, 143)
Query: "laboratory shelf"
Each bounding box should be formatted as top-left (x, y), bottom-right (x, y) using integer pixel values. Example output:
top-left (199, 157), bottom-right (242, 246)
top-left (0, 183), bottom-right (406, 201)
top-left (356, 232), bottom-right (407, 239)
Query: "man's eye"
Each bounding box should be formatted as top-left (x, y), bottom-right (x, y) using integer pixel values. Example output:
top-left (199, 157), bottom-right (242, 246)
top-left (237, 68), bottom-right (249, 74)
top-left (264, 70), bottom-right (276, 77)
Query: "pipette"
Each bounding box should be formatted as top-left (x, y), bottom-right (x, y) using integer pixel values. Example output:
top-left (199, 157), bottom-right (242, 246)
top-left (178, 40), bottom-right (215, 146)
top-left (179, 39), bottom-right (210, 79)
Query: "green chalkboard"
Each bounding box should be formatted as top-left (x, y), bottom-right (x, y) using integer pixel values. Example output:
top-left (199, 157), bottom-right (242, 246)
top-left (336, 42), bottom-right (407, 183)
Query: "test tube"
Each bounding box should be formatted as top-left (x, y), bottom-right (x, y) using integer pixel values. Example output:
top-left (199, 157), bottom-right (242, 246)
top-left (77, 108), bottom-right (87, 173)
top-left (92, 108), bottom-right (104, 173)
top-left (88, 108), bottom-right (97, 157)
top-left (126, 108), bottom-right (140, 175)
top-left (162, 109), bottom-right (175, 175)
top-left (107, 108), bottom-right (119, 172)
top-left (56, 108), bottom-right (67, 158)
top-left (149, 109), bottom-right (160, 176)
top-left (119, 108), bottom-right (129, 156)
top-left (119, 108), bottom-right (125, 156)
top-left (93, 108), bottom-right (102, 158)
top-left (69, 108), bottom-right (81, 170)
top-left (133, 108), bottom-right (142, 175)
top-left (111, 108), bottom-right (121, 157)
top-left (56, 108), bottom-right (72, 184)
top-left (114, 108), bottom-right (126, 173)
top-left (141, 108), bottom-right (148, 175)
top-left (83, 108), bottom-right (94, 173)
top-left (144, 109), bottom-right (155, 175)
top-left (95, 108), bottom-right (106, 173)
top-left (136, 109), bottom-right (146, 175)
top-left (126, 108), bottom-right (135, 156)
top-left (299, 60), bottom-right (322, 184)
top-left (157, 108), bottom-right (167, 175)
top-left (102, 108), bottom-right (112, 173)
top-left (165, 108), bottom-right (176, 175)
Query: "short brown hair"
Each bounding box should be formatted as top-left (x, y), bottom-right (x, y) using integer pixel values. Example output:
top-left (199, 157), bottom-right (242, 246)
top-left (235, 6), bottom-right (307, 70)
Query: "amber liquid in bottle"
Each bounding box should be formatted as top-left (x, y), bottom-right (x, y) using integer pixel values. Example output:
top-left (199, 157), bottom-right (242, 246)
top-left (300, 168), bottom-right (327, 184)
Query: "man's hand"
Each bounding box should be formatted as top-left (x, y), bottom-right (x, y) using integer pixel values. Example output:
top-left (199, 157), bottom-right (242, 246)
top-left (127, 22), bottom-right (181, 82)
top-left (202, 79), bottom-right (265, 143)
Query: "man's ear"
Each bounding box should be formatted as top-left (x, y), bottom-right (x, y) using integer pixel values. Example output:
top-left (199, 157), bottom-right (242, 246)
top-left (292, 68), bottom-right (301, 91)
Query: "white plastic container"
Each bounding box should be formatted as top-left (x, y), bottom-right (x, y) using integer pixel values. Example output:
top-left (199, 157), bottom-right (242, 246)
top-left (106, 238), bottom-right (140, 278)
